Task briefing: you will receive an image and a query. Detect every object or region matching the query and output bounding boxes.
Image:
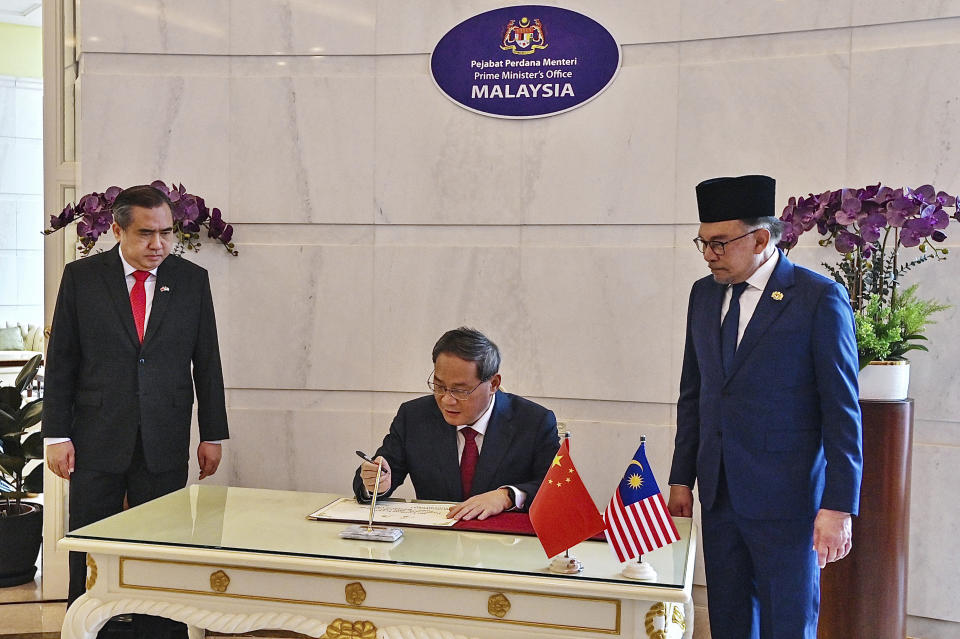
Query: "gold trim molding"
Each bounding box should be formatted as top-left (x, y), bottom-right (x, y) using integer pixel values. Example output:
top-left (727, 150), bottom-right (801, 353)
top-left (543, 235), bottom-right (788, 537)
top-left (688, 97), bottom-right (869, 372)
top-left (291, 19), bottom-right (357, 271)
top-left (487, 593), bottom-right (510, 618)
top-left (644, 601), bottom-right (685, 638)
top-left (117, 556), bottom-right (621, 634)
top-left (322, 619), bottom-right (377, 638)
top-left (210, 570), bottom-right (230, 593)
top-left (85, 555), bottom-right (97, 589)
top-left (345, 582), bottom-right (366, 606)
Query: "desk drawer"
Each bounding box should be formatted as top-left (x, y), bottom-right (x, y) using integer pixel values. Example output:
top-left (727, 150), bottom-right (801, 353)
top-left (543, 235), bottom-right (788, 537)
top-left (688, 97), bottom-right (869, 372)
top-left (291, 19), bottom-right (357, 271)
top-left (119, 558), bottom-right (621, 634)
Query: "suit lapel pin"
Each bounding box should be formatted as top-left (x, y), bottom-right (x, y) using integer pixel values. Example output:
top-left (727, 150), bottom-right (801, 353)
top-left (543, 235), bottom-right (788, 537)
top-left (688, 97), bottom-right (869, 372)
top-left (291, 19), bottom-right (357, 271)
top-left (160, 286), bottom-right (171, 293)
top-left (771, 291), bottom-right (783, 301)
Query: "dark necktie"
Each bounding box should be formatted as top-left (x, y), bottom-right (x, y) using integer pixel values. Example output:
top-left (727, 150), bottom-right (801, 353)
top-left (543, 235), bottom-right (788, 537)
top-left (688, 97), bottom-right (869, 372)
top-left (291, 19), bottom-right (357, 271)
top-left (130, 270), bottom-right (150, 343)
top-left (721, 281), bottom-right (749, 374)
top-left (460, 427), bottom-right (479, 498)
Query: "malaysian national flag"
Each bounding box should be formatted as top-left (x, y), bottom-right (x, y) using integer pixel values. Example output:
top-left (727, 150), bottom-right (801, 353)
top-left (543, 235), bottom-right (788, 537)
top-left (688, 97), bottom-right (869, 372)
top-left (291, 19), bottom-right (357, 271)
top-left (603, 439), bottom-right (680, 562)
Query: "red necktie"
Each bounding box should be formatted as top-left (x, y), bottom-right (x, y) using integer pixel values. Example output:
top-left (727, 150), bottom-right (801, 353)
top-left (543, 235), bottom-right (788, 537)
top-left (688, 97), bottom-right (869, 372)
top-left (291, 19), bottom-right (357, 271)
top-left (130, 270), bottom-right (150, 343)
top-left (460, 427), bottom-right (479, 498)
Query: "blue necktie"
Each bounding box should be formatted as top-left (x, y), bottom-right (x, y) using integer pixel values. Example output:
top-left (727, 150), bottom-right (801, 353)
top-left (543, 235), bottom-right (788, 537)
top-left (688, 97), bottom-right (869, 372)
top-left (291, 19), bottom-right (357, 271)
top-left (721, 282), bottom-right (749, 374)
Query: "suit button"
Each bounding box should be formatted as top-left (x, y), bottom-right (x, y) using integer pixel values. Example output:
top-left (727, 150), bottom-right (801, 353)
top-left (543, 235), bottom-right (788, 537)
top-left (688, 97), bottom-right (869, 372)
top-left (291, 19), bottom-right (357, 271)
top-left (139, 358), bottom-right (145, 364)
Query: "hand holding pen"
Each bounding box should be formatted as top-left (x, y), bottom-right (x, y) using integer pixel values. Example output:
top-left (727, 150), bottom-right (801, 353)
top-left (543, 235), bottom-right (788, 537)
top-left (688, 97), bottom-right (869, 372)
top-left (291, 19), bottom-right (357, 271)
top-left (357, 450), bottom-right (392, 496)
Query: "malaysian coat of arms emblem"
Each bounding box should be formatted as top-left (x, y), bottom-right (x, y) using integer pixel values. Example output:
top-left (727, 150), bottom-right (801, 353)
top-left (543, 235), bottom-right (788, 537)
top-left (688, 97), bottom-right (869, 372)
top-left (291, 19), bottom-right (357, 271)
top-left (501, 17), bottom-right (547, 55)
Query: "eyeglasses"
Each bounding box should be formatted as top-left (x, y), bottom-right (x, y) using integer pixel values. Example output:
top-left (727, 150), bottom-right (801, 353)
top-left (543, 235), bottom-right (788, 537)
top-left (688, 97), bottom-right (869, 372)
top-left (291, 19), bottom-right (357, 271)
top-left (427, 374), bottom-right (489, 401)
top-left (693, 229), bottom-right (759, 256)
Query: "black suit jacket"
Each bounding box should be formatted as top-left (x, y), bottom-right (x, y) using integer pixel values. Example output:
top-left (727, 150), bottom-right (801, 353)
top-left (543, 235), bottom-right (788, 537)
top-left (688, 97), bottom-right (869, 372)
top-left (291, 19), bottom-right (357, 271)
top-left (43, 245), bottom-right (229, 474)
top-left (353, 390), bottom-right (559, 506)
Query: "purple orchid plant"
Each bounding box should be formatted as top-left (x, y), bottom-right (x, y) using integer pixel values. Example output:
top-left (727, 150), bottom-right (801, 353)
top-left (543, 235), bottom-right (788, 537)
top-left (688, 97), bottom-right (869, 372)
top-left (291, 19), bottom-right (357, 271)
top-left (778, 184), bottom-right (956, 313)
top-left (44, 180), bottom-right (237, 257)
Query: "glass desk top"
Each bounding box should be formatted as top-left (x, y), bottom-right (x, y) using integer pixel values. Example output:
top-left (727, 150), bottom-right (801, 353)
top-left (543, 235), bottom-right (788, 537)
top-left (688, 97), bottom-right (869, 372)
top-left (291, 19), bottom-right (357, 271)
top-left (67, 485), bottom-right (692, 588)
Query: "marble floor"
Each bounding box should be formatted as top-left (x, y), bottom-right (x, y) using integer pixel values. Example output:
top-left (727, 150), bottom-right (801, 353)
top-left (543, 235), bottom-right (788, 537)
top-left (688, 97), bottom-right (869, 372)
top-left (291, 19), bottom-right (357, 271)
top-left (0, 537), bottom-right (67, 637)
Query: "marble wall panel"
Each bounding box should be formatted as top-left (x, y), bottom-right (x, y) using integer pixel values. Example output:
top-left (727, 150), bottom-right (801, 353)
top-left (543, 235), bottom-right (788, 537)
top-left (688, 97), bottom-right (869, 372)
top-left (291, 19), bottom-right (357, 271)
top-left (228, 57), bottom-right (376, 224)
top-left (0, 197), bottom-right (15, 250)
top-left (676, 30), bottom-right (851, 225)
top-left (374, 56), bottom-right (527, 226)
top-left (16, 250), bottom-right (42, 306)
top-left (848, 19), bottom-right (960, 189)
top-left (219, 406), bottom-right (374, 495)
top-left (518, 230), bottom-right (677, 402)
top-left (374, 0), bottom-right (683, 54)
top-left (886, 236), bottom-right (960, 425)
top-left (221, 240), bottom-right (375, 391)
top-left (908, 441), bottom-right (960, 622)
top-left (0, 138), bottom-right (14, 193)
top-left (0, 77), bottom-right (14, 137)
top-left (229, 0), bottom-right (376, 56)
top-left (0, 252), bottom-right (15, 305)
top-left (522, 44), bottom-right (680, 225)
top-left (371, 227), bottom-right (522, 390)
top-left (542, 395), bottom-right (672, 429)
top-left (851, 1), bottom-right (960, 26)
top-left (678, 0), bottom-right (851, 42)
top-left (12, 138), bottom-right (42, 195)
top-left (671, 224), bottom-right (711, 400)
top-left (16, 196), bottom-right (43, 250)
top-left (79, 55), bottom-right (230, 203)
top-left (79, 0), bottom-right (229, 54)
top-left (14, 78), bottom-right (43, 140)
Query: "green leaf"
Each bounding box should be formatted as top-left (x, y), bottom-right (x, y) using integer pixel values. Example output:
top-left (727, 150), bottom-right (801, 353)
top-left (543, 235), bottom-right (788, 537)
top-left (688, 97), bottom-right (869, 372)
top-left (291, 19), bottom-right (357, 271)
top-left (0, 406), bottom-right (15, 428)
top-left (899, 344), bottom-right (929, 354)
top-left (0, 453), bottom-right (25, 474)
top-left (0, 436), bottom-right (20, 456)
top-left (22, 432), bottom-right (43, 461)
top-left (23, 464), bottom-right (43, 493)
top-left (0, 387), bottom-right (21, 413)
top-left (14, 354), bottom-right (42, 394)
top-left (17, 399), bottom-right (42, 431)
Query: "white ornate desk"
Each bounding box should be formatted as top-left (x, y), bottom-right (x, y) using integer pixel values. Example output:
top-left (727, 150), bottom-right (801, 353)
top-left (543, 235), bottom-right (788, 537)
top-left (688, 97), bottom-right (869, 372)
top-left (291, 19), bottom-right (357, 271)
top-left (60, 485), bottom-right (695, 639)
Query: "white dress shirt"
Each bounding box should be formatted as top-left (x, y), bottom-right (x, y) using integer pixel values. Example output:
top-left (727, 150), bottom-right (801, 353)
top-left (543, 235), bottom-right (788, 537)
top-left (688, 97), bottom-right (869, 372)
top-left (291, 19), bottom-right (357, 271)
top-left (720, 250), bottom-right (780, 346)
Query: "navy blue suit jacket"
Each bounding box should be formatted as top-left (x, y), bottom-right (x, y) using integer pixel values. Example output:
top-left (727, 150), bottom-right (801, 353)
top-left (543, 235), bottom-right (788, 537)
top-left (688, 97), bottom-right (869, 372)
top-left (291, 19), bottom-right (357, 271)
top-left (669, 251), bottom-right (862, 519)
top-left (353, 390), bottom-right (559, 506)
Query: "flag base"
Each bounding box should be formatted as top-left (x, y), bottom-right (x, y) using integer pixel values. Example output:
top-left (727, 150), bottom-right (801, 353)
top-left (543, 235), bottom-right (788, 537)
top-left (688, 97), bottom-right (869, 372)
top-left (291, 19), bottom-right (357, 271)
top-left (339, 524), bottom-right (404, 542)
top-left (548, 555), bottom-right (584, 574)
top-left (620, 559), bottom-right (657, 580)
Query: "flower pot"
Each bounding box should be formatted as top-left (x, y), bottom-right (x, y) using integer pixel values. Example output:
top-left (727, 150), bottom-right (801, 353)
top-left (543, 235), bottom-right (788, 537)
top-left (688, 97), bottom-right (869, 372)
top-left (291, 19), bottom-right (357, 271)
top-left (0, 501), bottom-right (43, 587)
top-left (858, 361), bottom-right (910, 401)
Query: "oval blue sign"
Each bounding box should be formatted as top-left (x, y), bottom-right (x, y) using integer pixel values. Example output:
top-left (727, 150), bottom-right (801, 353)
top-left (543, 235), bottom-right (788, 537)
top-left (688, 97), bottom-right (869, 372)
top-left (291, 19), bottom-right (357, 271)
top-left (431, 5), bottom-right (621, 119)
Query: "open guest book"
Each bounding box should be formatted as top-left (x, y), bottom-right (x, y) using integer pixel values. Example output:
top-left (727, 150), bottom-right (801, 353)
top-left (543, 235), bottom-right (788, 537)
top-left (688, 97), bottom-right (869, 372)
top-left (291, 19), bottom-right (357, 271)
top-left (308, 497), bottom-right (459, 528)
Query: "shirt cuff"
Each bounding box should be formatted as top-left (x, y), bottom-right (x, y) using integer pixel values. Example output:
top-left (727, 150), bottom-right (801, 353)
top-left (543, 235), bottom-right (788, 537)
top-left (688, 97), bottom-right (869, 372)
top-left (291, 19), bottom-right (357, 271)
top-left (500, 485), bottom-right (525, 510)
top-left (202, 440), bottom-right (223, 445)
top-left (44, 437), bottom-right (71, 446)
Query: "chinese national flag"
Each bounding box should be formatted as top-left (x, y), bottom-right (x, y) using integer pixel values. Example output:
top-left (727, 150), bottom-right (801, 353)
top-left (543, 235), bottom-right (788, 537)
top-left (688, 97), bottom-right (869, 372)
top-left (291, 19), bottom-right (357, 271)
top-left (529, 439), bottom-right (605, 558)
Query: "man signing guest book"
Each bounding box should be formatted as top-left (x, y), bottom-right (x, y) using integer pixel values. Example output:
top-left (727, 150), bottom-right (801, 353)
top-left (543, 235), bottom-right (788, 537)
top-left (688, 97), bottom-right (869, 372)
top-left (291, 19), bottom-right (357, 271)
top-left (353, 327), bottom-right (559, 521)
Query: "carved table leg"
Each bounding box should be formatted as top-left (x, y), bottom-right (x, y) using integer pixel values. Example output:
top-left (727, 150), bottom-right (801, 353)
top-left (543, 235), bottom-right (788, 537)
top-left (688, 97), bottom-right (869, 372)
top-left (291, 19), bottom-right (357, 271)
top-left (60, 594), bottom-right (109, 639)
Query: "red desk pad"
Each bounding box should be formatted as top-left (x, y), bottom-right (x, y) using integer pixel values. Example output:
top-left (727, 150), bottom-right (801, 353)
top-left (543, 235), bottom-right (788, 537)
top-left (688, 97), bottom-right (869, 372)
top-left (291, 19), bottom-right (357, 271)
top-left (453, 512), bottom-right (606, 541)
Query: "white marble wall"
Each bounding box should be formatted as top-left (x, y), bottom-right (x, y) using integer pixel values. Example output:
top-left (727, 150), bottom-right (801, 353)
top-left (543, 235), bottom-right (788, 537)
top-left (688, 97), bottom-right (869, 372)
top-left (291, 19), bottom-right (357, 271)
top-left (0, 76), bottom-right (43, 328)
top-left (73, 1), bottom-right (960, 628)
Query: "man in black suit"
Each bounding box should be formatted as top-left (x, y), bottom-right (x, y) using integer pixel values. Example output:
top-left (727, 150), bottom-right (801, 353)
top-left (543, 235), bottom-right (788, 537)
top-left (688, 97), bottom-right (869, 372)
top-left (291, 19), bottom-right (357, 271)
top-left (353, 327), bottom-right (559, 521)
top-left (44, 185), bottom-right (229, 638)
